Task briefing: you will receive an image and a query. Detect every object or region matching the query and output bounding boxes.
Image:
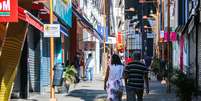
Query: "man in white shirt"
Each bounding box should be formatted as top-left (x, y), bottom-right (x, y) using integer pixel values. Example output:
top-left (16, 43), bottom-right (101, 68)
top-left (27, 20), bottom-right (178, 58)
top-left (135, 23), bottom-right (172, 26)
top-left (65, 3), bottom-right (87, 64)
top-left (86, 53), bottom-right (95, 81)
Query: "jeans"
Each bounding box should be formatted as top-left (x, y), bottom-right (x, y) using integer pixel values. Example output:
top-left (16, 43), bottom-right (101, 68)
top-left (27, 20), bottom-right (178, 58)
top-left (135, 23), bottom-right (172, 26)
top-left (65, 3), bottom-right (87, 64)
top-left (86, 67), bottom-right (93, 81)
top-left (76, 67), bottom-right (80, 78)
top-left (126, 87), bottom-right (143, 101)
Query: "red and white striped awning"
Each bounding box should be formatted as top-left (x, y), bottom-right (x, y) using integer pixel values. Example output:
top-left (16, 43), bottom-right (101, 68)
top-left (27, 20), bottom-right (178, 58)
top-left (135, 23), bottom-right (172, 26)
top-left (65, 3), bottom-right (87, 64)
top-left (18, 7), bottom-right (44, 32)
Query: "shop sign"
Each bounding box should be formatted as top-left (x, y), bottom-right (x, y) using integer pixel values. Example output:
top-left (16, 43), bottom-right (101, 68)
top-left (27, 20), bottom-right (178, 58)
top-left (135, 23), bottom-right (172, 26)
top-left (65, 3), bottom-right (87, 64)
top-left (0, 0), bottom-right (18, 22)
top-left (106, 37), bottom-right (116, 44)
top-left (117, 32), bottom-right (124, 51)
top-left (84, 41), bottom-right (96, 51)
top-left (44, 24), bottom-right (60, 37)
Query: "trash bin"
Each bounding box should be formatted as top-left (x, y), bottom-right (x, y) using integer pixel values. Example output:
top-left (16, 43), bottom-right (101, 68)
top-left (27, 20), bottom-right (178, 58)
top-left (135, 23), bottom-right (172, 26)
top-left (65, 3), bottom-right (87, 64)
top-left (53, 63), bottom-right (64, 86)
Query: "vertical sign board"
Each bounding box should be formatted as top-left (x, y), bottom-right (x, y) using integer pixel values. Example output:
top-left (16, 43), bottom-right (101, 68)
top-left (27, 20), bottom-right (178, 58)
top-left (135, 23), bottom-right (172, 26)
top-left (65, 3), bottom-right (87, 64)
top-left (44, 24), bottom-right (60, 37)
top-left (0, 0), bottom-right (18, 22)
top-left (53, 0), bottom-right (72, 27)
top-left (117, 32), bottom-right (123, 51)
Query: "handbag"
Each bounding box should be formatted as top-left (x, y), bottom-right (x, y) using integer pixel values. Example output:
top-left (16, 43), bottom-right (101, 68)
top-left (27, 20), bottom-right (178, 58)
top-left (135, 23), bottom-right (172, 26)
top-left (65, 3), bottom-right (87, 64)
top-left (112, 79), bottom-right (124, 92)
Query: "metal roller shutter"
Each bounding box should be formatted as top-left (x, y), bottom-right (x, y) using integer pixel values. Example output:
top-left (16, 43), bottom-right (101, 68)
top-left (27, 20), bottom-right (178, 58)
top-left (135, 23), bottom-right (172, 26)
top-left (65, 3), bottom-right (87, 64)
top-left (40, 37), bottom-right (50, 93)
top-left (28, 27), bottom-right (40, 92)
top-left (198, 26), bottom-right (201, 89)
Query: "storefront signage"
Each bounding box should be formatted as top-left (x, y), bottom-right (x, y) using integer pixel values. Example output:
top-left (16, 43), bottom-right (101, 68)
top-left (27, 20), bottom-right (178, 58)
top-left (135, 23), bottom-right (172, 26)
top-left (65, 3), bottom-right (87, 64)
top-left (53, 0), bottom-right (72, 27)
top-left (106, 37), bottom-right (116, 44)
top-left (44, 24), bottom-right (60, 37)
top-left (117, 32), bottom-right (124, 51)
top-left (84, 41), bottom-right (96, 51)
top-left (0, 0), bottom-right (18, 22)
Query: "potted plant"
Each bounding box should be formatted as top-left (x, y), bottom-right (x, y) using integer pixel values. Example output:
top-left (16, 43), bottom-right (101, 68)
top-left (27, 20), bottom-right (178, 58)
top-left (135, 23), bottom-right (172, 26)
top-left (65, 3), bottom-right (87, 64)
top-left (171, 70), bottom-right (196, 101)
top-left (63, 65), bottom-right (77, 93)
top-left (150, 58), bottom-right (162, 81)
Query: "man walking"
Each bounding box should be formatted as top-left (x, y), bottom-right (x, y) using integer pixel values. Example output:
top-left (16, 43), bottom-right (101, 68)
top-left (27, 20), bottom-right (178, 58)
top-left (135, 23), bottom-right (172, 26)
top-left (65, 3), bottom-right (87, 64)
top-left (143, 55), bottom-right (152, 94)
top-left (124, 53), bottom-right (148, 101)
top-left (85, 53), bottom-right (95, 81)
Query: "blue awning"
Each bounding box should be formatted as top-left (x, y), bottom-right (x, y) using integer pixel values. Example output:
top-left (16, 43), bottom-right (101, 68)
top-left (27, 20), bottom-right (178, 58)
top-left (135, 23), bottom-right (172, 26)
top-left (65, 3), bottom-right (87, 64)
top-left (54, 21), bottom-right (69, 37)
top-left (60, 24), bottom-right (69, 37)
top-left (72, 4), bottom-right (103, 41)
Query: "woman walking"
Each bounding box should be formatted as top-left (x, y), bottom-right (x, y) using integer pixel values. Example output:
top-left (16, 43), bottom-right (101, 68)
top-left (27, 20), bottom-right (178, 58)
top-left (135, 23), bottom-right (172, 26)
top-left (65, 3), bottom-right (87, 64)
top-left (104, 54), bottom-right (124, 101)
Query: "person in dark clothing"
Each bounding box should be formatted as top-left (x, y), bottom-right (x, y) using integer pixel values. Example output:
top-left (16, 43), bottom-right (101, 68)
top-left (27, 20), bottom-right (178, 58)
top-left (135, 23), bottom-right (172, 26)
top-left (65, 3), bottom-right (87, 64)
top-left (144, 55), bottom-right (152, 68)
top-left (143, 55), bottom-right (152, 94)
top-left (74, 53), bottom-right (81, 83)
top-left (124, 53), bottom-right (148, 101)
top-left (160, 59), bottom-right (167, 80)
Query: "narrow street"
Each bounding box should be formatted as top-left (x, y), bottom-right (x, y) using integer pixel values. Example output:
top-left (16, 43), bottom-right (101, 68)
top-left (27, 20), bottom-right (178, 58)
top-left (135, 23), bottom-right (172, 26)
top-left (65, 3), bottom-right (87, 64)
top-left (1, 0), bottom-right (201, 100)
top-left (11, 74), bottom-right (178, 101)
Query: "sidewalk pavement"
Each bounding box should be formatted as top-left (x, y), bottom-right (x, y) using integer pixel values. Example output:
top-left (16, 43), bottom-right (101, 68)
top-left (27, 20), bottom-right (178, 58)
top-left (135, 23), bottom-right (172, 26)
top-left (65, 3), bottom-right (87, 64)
top-left (11, 74), bottom-right (200, 101)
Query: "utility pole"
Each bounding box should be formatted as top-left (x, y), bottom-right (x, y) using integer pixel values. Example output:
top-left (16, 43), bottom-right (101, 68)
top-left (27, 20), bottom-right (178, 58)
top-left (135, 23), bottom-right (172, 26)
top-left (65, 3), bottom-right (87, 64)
top-left (139, 1), bottom-right (145, 58)
top-left (167, 0), bottom-right (171, 93)
top-left (49, 0), bottom-right (56, 101)
top-left (162, 0), bottom-right (164, 60)
top-left (102, 0), bottom-right (107, 77)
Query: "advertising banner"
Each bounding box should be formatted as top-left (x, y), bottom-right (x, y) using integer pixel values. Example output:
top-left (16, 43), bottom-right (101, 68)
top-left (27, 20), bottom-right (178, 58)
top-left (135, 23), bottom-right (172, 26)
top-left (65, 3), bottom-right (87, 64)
top-left (0, 0), bottom-right (18, 22)
top-left (53, 0), bottom-right (72, 27)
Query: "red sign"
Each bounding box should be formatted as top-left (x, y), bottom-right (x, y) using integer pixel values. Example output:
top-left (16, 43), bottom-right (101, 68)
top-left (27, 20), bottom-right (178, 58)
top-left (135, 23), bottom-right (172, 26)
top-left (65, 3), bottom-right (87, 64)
top-left (117, 32), bottom-right (124, 51)
top-left (0, 0), bottom-right (18, 22)
top-left (18, 7), bottom-right (43, 32)
top-left (117, 32), bottom-right (122, 44)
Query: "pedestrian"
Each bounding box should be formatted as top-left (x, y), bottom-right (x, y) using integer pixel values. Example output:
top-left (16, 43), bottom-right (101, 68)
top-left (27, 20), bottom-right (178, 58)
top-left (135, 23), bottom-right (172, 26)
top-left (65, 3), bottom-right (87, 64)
top-left (74, 52), bottom-right (81, 83)
top-left (80, 53), bottom-right (85, 80)
top-left (124, 53), bottom-right (148, 101)
top-left (104, 54), bottom-right (124, 101)
top-left (85, 53), bottom-right (95, 81)
top-left (160, 59), bottom-right (167, 84)
top-left (143, 55), bottom-right (152, 94)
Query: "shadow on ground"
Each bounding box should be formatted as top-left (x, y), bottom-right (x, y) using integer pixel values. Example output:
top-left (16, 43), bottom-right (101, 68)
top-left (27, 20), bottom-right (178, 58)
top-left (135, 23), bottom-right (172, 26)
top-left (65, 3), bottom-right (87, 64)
top-left (11, 99), bottom-right (38, 101)
top-left (67, 89), bottom-right (107, 101)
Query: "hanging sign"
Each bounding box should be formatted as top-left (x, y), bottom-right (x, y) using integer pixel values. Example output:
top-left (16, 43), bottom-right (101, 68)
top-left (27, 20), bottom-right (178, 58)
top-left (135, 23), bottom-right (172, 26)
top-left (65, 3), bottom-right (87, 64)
top-left (0, 0), bottom-right (18, 22)
top-left (84, 41), bottom-right (96, 51)
top-left (44, 24), bottom-right (60, 37)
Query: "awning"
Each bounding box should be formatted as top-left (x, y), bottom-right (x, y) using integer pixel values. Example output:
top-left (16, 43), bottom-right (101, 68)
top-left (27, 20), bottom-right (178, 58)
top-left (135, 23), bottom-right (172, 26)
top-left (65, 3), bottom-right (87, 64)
top-left (18, 7), bottom-right (44, 32)
top-left (54, 21), bottom-right (69, 37)
top-left (18, 7), bottom-right (69, 37)
top-left (175, 25), bottom-right (185, 33)
top-left (72, 4), bottom-right (103, 41)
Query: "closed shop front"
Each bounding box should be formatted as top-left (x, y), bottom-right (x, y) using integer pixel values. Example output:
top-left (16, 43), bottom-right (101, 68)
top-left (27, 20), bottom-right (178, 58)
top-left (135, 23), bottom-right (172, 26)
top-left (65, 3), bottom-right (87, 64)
top-left (198, 25), bottom-right (201, 90)
top-left (189, 27), bottom-right (196, 78)
top-left (28, 26), bottom-right (40, 92)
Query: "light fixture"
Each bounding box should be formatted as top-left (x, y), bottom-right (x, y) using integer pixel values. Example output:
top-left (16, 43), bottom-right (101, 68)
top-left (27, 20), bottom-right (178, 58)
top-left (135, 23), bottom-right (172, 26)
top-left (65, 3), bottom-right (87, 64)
top-left (125, 7), bottom-right (135, 12)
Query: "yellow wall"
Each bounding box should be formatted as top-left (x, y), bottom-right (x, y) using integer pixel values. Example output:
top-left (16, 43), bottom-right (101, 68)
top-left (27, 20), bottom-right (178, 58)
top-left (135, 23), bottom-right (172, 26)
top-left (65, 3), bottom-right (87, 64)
top-left (0, 21), bottom-right (28, 101)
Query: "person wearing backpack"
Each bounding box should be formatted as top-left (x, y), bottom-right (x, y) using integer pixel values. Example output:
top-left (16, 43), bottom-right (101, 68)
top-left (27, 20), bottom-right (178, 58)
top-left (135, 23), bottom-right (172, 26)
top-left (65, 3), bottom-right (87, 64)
top-left (104, 54), bottom-right (124, 101)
